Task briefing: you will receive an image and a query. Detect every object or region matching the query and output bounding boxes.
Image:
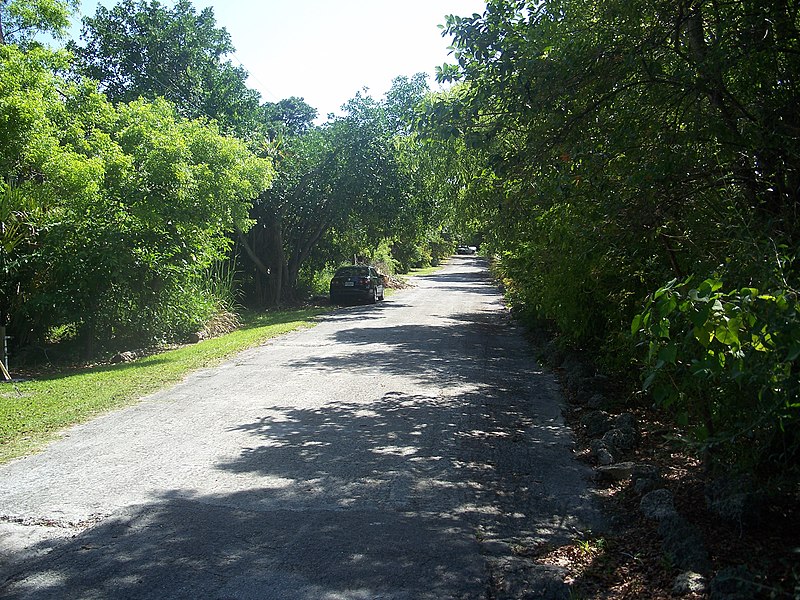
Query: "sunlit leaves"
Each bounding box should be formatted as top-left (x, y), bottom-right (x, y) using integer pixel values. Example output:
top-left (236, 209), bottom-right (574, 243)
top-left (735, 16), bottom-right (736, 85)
top-left (0, 0), bottom-right (76, 45)
top-left (71, 0), bottom-right (260, 136)
top-left (0, 45), bottom-right (272, 345)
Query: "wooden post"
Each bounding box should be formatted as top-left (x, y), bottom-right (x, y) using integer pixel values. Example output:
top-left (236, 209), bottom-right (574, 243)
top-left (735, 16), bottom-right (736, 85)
top-left (0, 325), bottom-right (9, 381)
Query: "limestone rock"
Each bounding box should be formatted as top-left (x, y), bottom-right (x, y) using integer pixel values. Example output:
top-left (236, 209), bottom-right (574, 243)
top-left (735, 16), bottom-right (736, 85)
top-left (614, 412), bottom-right (637, 432)
top-left (673, 571), bottom-right (707, 595)
top-left (595, 461), bottom-right (638, 481)
top-left (579, 410), bottom-right (614, 437)
top-left (587, 393), bottom-right (607, 409)
top-left (601, 426), bottom-right (637, 454)
top-left (640, 489), bottom-right (677, 521)
top-left (110, 351), bottom-right (136, 364)
top-left (631, 464), bottom-right (660, 497)
top-left (705, 475), bottom-right (763, 526)
top-left (590, 440), bottom-right (614, 465)
top-left (659, 514), bottom-right (711, 573)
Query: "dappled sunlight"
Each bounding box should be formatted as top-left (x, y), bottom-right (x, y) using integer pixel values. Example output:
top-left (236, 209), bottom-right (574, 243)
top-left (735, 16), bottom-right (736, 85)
top-left (286, 318), bottom-right (518, 388)
top-left (0, 255), bottom-right (606, 599)
top-left (4, 491), bottom-right (485, 599)
top-left (210, 382), bottom-right (604, 555)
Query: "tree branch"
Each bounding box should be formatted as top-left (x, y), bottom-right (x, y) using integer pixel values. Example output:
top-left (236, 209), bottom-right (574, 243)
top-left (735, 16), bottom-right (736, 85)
top-left (237, 231), bottom-right (269, 275)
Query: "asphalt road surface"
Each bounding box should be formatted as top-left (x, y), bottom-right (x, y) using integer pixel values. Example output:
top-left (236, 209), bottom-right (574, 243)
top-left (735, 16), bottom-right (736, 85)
top-left (0, 256), bottom-right (603, 599)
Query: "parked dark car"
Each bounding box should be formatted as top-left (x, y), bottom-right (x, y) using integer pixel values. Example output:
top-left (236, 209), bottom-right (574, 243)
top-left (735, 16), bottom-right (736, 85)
top-left (329, 265), bottom-right (385, 304)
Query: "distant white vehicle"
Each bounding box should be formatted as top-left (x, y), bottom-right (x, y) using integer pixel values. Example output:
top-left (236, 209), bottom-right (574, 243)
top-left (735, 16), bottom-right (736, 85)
top-left (456, 245), bottom-right (477, 255)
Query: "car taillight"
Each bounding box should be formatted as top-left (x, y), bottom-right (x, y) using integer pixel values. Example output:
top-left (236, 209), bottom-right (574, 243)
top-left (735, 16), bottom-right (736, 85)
top-left (358, 277), bottom-right (370, 285)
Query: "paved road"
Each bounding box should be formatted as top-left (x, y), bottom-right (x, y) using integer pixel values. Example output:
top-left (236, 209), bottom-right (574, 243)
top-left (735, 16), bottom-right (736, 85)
top-left (0, 256), bottom-right (603, 599)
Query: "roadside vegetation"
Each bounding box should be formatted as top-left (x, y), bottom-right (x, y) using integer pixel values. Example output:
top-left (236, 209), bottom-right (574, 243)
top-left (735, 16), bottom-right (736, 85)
top-left (2, 0), bottom-right (797, 593)
top-left (0, 0), bottom-right (458, 370)
top-left (424, 0), bottom-right (799, 501)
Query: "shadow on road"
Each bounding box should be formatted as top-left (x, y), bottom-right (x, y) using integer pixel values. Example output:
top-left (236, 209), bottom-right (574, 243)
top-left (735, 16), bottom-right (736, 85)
top-left (287, 310), bottom-right (523, 391)
top-left (4, 386), bottom-right (596, 599)
top-left (3, 489), bottom-right (483, 599)
top-left (1, 255), bottom-right (605, 599)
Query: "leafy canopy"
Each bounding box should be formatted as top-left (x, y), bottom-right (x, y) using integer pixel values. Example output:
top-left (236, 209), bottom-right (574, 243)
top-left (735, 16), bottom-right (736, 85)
top-left (70, 0), bottom-right (260, 135)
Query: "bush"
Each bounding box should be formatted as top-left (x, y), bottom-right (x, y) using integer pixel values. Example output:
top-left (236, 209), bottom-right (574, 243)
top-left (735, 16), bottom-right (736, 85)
top-left (633, 276), bottom-right (800, 483)
top-left (295, 265), bottom-right (336, 298)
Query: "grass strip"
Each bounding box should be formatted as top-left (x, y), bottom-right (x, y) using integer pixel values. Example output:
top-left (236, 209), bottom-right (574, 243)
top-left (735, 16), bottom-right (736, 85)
top-left (0, 308), bottom-right (326, 463)
top-left (406, 262), bottom-right (447, 277)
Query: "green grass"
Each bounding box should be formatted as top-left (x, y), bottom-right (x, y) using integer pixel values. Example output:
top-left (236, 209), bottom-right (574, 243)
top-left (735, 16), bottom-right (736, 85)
top-left (406, 262), bottom-right (447, 277)
top-left (0, 308), bottom-right (327, 463)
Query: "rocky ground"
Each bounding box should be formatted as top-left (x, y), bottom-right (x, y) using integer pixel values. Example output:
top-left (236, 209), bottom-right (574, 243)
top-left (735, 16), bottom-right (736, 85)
top-left (528, 337), bottom-right (799, 600)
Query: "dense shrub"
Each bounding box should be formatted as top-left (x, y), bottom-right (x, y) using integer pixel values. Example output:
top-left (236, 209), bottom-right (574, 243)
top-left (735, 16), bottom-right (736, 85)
top-left (0, 45), bottom-right (272, 354)
top-left (634, 277), bottom-right (800, 482)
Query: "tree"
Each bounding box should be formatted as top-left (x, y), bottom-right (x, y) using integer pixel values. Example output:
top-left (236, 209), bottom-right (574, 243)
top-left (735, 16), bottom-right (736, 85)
top-left (70, 0), bottom-right (260, 135)
top-left (261, 97), bottom-right (318, 137)
top-left (428, 0), bottom-right (800, 480)
top-left (0, 41), bottom-right (273, 353)
top-left (240, 91), bottom-right (409, 306)
top-left (0, 0), bottom-right (76, 46)
top-left (430, 0), bottom-right (800, 341)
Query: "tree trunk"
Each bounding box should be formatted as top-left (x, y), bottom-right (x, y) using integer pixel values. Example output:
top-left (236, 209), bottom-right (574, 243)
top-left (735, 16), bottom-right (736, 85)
top-left (238, 211), bottom-right (288, 308)
top-left (263, 214), bottom-right (285, 307)
top-left (284, 210), bottom-right (332, 299)
top-left (238, 229), bottom-right (270, 306)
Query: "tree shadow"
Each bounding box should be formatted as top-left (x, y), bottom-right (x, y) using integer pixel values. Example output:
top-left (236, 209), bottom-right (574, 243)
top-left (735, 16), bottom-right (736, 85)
top-left (1, 490), bottom-right (485, 600)
top-left (318, 300), bottom-right (409, 323)
top-left (411, 260), bottom-right (498, 297)
top-left (2, 387), bottom-right (601, 599)
top-left (285, 310), bottom-right (525, 389)
top-left (1, 258), bottom-right (605, 598)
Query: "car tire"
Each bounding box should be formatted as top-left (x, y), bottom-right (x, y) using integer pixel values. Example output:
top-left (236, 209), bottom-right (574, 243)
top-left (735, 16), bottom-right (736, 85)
top-left (370, 287), bottom-right (378, 304)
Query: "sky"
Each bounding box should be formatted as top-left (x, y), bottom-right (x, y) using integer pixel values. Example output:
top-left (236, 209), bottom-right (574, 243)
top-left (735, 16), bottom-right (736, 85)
top-left (69, 0), bottom-right (487, 120)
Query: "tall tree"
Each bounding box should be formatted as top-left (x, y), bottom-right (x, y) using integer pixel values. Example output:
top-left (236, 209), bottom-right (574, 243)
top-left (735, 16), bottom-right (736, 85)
top-left (261, 96), bottom-right (318, 137)
top-left (430, 0), bottom-right (800, 340)
top-left (70, 0), bottom-right (260, 135)
top-left (0, 0), bottom-right (76, 46)
top-left (426, 0), bottom-right (800, 479)
top-left (0, 40), bottom-right (273, 351)
top-left (240, 91), bottom-right (408, 306)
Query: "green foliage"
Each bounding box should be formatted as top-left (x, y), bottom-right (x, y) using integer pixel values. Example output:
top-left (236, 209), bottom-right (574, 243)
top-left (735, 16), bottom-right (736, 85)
top-left (294, 264), bottom-right (335, 298)
top-left (0, 43), bottom-right (272, 352)
top-left (367, 238), bottom-right (398, 275)
top-left (634, 277), bottom-right (800, 479)
top-left (70, 0), bottom-right (260, 135)
top-left (0, 183), bottom-right (39, 321)
top-left (201, 256), bottom-right (241, 312)
top-left (391, 234), bottom-right (437, 273)
top-left (241, 82), bottom-right (429, 305)
top-left (261, 96), bottom-right (318, 137)
top-left (420, 0), bottom-right (800, 486)
top-left (0, 0), bottom-right (76, 45)
top-left (404, 231), bottom-right (453, 269)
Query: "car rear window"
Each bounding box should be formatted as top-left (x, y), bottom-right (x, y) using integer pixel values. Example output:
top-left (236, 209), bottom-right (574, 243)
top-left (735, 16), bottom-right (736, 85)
top-left (335, 267), bottom-right (369, 276)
